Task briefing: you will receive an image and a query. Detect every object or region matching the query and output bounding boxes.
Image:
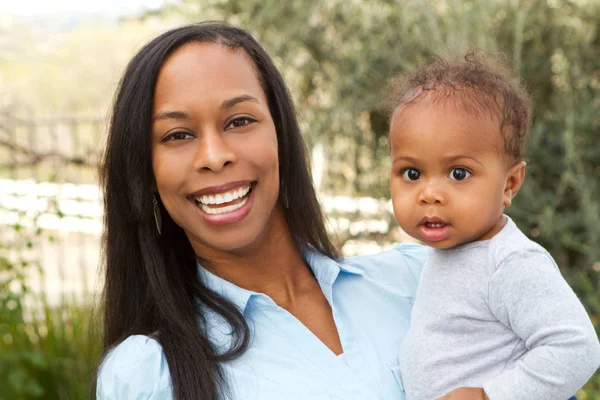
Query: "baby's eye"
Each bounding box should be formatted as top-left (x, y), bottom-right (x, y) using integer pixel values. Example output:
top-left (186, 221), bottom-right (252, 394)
top-left (402, 168), bottom-right (421, 181)
top-left (163, 131), bottom-right (194, 142)
top-left (449, 167), bottom-right (471, 181)
top-left (226, 116), bottom-right (256, 130)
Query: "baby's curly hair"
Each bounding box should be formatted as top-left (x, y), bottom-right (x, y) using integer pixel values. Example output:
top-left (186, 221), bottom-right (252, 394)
top-left (384, 51), bottom-right (531, 161)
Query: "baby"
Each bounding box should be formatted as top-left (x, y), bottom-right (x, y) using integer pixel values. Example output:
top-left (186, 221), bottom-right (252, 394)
top-left (387, 53), bottom-right (600, 400)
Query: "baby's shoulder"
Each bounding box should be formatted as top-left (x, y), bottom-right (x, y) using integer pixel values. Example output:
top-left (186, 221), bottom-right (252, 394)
top-left (488, 222), bottom-right (556, 272)
top-left (96, 335), bottom-right (172, 399)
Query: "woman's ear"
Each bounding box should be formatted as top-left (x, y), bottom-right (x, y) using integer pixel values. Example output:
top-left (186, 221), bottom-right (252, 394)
top-left (503, 161), bottom-right (526, 207)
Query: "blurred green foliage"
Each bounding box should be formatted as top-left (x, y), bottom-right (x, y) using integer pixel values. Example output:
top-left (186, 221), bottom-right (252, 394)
top-left (0, 223), bottom-right (102, 399)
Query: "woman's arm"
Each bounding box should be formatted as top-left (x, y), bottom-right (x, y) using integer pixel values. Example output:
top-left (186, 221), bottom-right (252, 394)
top-left (97, 335), bottom-right (173, 400)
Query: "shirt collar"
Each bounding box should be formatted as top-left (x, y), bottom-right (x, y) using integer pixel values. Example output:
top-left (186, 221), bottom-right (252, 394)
top-left (303, 248), bottom-right (364, 284)
top-left (197, 248), bottom-right (364, 313)
top-left (197, 266), bottom-right (256, 313)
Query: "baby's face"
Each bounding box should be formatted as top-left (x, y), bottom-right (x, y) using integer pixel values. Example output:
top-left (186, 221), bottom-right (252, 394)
top-left (389, 100), bottom-right (515, 249)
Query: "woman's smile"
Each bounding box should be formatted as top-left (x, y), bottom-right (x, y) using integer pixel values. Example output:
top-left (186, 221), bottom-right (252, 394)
top-left (189, 181), bottom-right (256, 226)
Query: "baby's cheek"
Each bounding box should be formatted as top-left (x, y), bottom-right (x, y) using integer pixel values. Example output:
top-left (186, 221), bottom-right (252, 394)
top-left (391, 189), bottom-right (411, 223)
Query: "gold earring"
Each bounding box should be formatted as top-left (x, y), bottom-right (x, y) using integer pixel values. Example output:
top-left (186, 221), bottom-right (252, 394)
top-left (153, 194), bottom-right (162, 235)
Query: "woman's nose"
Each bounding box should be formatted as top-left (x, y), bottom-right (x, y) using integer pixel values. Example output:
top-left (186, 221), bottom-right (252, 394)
top-left (193, 131), bottom-right (237, 172)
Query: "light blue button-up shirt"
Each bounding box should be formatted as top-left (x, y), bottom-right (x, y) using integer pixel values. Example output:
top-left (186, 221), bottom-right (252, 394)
top-left (97, 243), bottom-right (428, 399)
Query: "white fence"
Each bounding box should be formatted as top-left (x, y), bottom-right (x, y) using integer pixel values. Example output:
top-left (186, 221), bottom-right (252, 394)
top-left (1, 178), bottom-right (412, 303)
top-left (0, 179), bottom-right (103, 233)
top-left (1, 179), bottom-right (103, 304)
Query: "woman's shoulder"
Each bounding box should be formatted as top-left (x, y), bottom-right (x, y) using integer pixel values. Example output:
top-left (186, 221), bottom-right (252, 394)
top-left (341, 242), bottom-right (430, 287)
top-left (96, 335), bottom-right (173, 399)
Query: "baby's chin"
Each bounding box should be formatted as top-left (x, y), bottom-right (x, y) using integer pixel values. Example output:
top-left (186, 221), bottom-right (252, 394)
top-left (420, 239), bottom-right (460, 249)
top-left (413, 232), bottom-right (472, 249)
top-left (419, 233), bottom-right (492, 249)
top-left (408, 225), bottom-right (462, 249)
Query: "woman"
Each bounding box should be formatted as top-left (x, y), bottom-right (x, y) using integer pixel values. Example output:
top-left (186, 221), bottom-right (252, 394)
top-left (96, 22), bottom-right (427, 399)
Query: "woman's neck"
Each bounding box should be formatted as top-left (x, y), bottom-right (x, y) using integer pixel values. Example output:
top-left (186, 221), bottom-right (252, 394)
top-left (196, 211), bottom-right (315, 308)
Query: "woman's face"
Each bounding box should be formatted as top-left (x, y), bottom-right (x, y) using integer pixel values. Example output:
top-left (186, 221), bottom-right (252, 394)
top-left (151, 42), bottom-right (282, 256)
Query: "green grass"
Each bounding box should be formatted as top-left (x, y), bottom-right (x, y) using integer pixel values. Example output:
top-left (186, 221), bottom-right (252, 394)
top-left (0, 296), bottom-right (102, 400)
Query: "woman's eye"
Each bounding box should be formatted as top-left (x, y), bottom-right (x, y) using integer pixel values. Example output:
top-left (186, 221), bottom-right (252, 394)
top-left (226, 116), bottom-right (256, 130)
top-left (402, 168), bottom-right (421, 181)
top-left (449, 167), bottom-right (471, 181)
top-left (163, 131), bottom-right (193, 142)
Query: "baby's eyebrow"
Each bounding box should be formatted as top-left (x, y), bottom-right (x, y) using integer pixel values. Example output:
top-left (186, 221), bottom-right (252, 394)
top-left (392, 155), bottom-right (419, 163)
top-left (442, 154), bottom-right (484, 166)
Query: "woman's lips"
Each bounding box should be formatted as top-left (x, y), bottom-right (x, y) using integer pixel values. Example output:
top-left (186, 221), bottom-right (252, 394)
top-left (190, 180), bottom-right (253, 197)
top-left (192, 184), bottom-right (255, 227)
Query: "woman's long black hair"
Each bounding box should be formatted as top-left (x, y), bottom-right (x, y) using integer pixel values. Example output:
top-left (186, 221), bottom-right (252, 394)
top-left (96, 22), bottom-right (339, 400)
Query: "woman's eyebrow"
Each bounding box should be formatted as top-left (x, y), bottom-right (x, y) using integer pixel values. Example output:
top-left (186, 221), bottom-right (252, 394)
top-left (152, 111), bottom-right (189, 122)
top-left (220, 94), bottom-right (259, 109)
top-left (152, 95), bottom-right (259, 122)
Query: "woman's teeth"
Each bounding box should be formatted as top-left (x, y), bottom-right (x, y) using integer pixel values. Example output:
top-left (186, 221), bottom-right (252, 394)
top-left (199, 195), bottom-right (249, 215)
top-left (195, 185), bottom-right (250, 206)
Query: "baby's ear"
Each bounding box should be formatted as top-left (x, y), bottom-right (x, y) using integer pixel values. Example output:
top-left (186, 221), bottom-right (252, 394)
top-left (503, 161), bottom-right (526, 207)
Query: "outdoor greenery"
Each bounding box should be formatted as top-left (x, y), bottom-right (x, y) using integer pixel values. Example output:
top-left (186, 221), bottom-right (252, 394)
top-left (0, 0), bottom-right (599, 398)
top-left (0, 223), bottom-right (102, 399)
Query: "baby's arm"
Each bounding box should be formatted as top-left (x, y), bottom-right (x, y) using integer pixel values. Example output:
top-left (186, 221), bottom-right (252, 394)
top-left (483, 251), bottom-right (600, 400)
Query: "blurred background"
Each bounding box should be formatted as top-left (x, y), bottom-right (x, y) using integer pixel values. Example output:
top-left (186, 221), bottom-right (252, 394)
top-left (0, 0), bottom-right (599, 398)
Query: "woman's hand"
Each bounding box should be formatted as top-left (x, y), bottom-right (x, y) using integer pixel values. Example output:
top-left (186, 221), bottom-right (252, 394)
top-left (436, 387), bottom-right (489, 400)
